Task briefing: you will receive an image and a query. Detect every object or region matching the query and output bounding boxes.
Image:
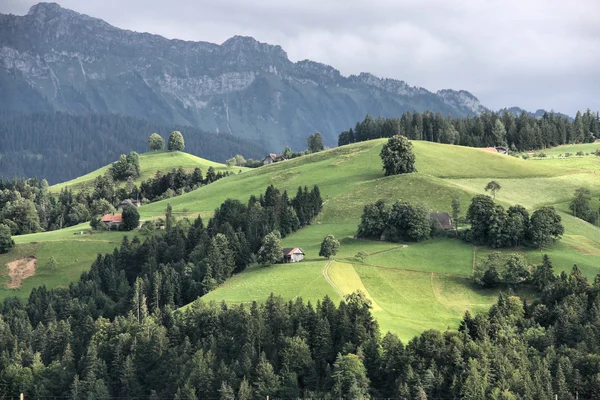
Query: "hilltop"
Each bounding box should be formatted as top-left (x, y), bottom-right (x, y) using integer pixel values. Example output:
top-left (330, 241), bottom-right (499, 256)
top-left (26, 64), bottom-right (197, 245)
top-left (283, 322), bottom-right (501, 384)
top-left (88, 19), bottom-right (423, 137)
top-left (4, 139), bottom-right (600, 340)
top-left (50, 150), bottom-right (244, 193)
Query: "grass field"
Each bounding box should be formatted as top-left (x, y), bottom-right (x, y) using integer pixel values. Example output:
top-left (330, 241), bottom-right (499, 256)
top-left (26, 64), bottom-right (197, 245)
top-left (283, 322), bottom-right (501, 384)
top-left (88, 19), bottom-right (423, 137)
top-left (6, 140), bottom-right (600, 340)
top-left (50, 150), bottom-right (243, 193)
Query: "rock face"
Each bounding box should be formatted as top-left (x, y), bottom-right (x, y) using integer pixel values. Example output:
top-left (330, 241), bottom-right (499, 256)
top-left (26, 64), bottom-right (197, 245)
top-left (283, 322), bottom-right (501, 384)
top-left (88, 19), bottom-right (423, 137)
top-left (0, 2), bottom-right (488, 149)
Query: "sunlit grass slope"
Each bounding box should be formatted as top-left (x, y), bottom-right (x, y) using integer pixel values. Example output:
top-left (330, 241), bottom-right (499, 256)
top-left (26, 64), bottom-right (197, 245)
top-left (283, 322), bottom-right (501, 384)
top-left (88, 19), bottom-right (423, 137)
top-left (51, 151), bottom-right (241, 193)
top-left (6, 139), bottom-right (600, 340)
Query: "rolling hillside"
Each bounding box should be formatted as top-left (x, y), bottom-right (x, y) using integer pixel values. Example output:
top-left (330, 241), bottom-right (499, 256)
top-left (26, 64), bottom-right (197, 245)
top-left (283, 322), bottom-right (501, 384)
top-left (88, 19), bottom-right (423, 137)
top-left (4, 139), bottom-right (600, 340)
top-left (50, 150), bottom-right (243, 193)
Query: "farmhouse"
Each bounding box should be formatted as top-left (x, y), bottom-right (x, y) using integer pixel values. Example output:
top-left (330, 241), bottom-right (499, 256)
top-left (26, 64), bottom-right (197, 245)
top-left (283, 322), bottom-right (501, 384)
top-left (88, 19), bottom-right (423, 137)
top-left (263, 153), bottom-right (287, 165)
top-left (117, 199), bottom-right (141, 210)
top-left (283, 248), bottom-right (305, 263)
top-left (430, 212), bottom-right (453, 231)
top-left (101, 213), bottom-right (123, 230)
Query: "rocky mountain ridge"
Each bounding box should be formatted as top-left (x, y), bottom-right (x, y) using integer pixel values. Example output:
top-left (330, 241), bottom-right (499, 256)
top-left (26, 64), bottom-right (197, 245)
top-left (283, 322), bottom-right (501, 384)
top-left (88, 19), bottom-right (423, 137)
top-left (1, 2), bottom-right (489, 149)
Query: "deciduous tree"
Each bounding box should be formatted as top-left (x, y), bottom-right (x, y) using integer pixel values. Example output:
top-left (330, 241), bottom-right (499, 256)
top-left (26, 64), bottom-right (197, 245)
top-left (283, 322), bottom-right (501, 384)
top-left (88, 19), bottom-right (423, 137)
top-left (147, 133), bottom-right (164, 151)
top-left (168, 131), bottom-right (185, 151)
top-left (319, 235), bottom-right (340, 259)
top-left (380, 135), bottom-right (417, 176)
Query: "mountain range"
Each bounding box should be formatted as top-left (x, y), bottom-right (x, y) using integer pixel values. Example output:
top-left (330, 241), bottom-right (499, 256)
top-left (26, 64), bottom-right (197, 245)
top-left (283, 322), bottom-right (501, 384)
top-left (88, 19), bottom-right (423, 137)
top-left (0, 2), bottom-right (494, 151)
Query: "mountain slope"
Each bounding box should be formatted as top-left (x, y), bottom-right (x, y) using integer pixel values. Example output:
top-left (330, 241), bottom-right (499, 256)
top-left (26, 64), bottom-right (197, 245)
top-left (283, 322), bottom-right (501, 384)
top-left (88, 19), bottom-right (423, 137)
top-left (1, 2), bottom-right (487, 150)
top-left (0, 112), bottom-right (262, 184)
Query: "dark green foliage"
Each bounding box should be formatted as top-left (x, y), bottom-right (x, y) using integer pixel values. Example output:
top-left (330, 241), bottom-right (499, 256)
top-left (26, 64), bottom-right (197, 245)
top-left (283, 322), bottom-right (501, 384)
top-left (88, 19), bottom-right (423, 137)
top-left (0, 113), bottom-right (263, 184)
top-left (484, 180), bottom-right (501, 199)
top-left (530, 206), bottom-right (564, 248)
top-left (380, 135), bottom-right (417, 176)
top-left (0, 223), bottom-right (14, 253)
top-left (307, 132), bottom-right (325, 153)
top-left (569, 187), bottom-right (596, 224)
top-left (121, 206), bottom-right (140, 231)
top-left (147, 133), bottom-right (165, 151)
top-left (2, 250), bottom-right (600, 399)
top-left (258, 231), bottom-right (283, 265)
top-left (110, 151), bottom-right (141, 181)
top-left (465, 195), bottom-right (562, 249)
top-left (319, 235), bottom-right (340, 259)
top-left (339, 109), bottom-right (600, 152)
top-left (140, 167), bottom-right (228, 201)
top-left (357, 199), bottom-right (430, 242)
top-left (168, 131), bottom-right (185, 151)
top-left (532, 254), bottom-right (556, 291)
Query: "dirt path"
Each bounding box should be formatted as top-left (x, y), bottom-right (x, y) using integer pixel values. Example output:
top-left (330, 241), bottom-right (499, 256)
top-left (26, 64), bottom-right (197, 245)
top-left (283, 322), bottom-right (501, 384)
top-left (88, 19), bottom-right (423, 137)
top-left (322, 260), bottom-right (344, 298)
top-left (6, 257), bottom-right (37, 288)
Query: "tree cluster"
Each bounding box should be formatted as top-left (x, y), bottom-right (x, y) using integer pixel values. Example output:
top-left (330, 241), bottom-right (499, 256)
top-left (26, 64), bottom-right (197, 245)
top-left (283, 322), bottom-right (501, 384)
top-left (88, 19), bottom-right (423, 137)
top-left (139, 166), bottom-right (228, 201)
top-left (466, 195), bottom-right (564, 248)
top-left (339, 109), bottom-right (600, 152)
top-left (357, 200), bottom-right (431, 242)
top-left (109, 151), bottom-right (141, 181)
top-left (2, 250), bottom-right (600, 398)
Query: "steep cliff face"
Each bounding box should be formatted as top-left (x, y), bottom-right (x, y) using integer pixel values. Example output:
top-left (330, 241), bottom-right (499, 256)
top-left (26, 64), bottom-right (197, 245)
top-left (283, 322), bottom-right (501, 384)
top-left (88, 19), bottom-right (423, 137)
top-left (1, 2), bottom-right (488, 150)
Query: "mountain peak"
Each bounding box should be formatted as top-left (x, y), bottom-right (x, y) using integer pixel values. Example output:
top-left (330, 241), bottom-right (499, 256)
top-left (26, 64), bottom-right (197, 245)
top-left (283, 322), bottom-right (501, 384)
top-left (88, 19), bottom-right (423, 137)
top-left (27, 2), bottom-right (62, 16)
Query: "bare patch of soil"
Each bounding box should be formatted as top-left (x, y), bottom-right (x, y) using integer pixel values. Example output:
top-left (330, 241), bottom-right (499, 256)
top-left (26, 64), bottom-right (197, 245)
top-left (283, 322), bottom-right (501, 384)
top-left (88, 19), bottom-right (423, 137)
top-left (6, 257), bottom-right (37, 288)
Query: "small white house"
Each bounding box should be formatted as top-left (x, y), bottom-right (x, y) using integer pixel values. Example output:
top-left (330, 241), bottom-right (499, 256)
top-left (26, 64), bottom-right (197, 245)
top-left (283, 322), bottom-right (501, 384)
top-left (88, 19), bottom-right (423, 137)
top-left (283, 248), bottom-right (305, 263)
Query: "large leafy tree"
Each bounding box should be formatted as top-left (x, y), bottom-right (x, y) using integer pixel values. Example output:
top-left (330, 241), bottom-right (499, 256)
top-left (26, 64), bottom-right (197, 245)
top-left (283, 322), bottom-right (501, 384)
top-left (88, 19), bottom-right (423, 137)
top-left (530, 206), bottom-right (564, 248)
top-left (0, 223), bottom-right (14, 253)
top-left (147, 133), bottom-right (165, 151)
top-left (121, 206), bottom-right (140, 231)
top-left (569, 187), bottom-right (596, 223)
top-left (466, 195), bottom-right (497, 244)
top-left (380, 135), bottom-right (416, 176)
top-left (258, 230), bottom-right (283, 265)
top-left (306, 132), bottom-right (324, 153)
top-left (319, 235), bottom-right (340, 259)
top-left (168, 131), bottom-right (185, 151)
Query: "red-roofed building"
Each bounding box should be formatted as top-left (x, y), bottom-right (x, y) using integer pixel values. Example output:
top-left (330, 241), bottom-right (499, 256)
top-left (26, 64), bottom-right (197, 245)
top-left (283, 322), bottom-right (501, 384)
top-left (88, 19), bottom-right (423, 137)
top-left (282, 247), bottom-right (305, 263)
top-left (101, 213), bottom-right (123, 229)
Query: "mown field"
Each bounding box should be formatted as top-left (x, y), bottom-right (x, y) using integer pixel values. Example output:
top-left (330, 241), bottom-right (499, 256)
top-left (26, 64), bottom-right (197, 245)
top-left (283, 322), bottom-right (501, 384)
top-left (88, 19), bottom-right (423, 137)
top-left (5, 140), bottom-right (600, 340)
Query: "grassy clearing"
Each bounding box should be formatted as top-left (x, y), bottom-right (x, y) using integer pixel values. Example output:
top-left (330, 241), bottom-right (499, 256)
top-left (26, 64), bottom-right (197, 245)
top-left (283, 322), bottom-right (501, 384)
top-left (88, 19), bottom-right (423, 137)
top-left (1, 240), bottom-right (118, 300)
top-left (51, 151), bottom-right (241, 193)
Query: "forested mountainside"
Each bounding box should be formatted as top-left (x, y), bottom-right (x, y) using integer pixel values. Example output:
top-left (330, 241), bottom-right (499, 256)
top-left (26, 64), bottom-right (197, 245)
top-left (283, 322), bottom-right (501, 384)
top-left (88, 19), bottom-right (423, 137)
top-left (0, 2), bottom-right (488, 150)
top-left (0, 112), bottom-right (263, 184)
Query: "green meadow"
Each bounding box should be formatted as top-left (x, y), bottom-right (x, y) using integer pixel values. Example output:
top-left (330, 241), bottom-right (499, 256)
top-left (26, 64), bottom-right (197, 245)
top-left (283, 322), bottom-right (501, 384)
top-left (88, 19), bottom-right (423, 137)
top-left (5, 140), bottom-right (600, 340)
top-left (50, 150), bottom-right (243, 193)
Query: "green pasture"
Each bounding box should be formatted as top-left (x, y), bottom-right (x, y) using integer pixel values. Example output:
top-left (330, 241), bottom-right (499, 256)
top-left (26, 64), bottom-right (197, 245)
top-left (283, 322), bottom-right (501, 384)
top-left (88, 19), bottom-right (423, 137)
top-left (7, 138), bottom-right (600, 340)
top-left (50, 150), bottom-right (241, 193)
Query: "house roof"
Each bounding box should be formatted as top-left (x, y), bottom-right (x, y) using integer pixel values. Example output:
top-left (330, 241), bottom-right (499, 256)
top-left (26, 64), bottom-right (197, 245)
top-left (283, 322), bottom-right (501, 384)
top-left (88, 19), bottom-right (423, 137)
top-left (481, 147), bottom-right (499, 153)
top-left (430, 212), bottom-right (453, 230)
top-left (101, 213), bottom-right (123, 223)
top-left (119, 199), bottom-right (140, 206)
top-left (264, 153), bottom-right (287, 162)
top-left (283, 247), bottom-right (305, 256)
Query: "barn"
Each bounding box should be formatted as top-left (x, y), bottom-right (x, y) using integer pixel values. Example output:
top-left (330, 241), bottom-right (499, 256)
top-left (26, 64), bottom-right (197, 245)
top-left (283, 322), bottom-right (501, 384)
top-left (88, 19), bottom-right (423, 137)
top-left (282, 248), bottom-right (305, 263)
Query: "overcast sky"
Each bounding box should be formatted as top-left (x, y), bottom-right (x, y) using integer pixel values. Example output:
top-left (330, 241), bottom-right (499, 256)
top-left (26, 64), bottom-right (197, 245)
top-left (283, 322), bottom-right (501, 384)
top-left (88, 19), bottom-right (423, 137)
top-left (2, 0), bottom-right (599, 116)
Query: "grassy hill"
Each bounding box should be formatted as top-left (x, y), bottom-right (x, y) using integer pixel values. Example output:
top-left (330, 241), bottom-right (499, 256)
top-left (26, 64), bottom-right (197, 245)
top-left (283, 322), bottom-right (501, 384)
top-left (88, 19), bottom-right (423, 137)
top-left (50, 150), bottom-right (242, 193)
top-left (5, 140), bottom-right (600, 340)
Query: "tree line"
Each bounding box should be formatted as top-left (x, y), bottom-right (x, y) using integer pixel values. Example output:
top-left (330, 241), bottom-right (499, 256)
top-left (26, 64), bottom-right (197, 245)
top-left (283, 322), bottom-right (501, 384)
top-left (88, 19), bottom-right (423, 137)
top-left (0, 163), bottom-right (232, 238)
top-left (2, 249), bottom-right (600, 398)
top-left (339, 109), bottom-right (600, 151)
top-left (0, 112), bottom-right (264, 184)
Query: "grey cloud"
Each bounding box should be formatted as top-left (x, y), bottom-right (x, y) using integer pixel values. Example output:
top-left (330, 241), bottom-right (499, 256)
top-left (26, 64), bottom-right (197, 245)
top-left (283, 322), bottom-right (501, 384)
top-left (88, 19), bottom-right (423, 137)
top-left (2, 0), bottom-right (599, 115)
